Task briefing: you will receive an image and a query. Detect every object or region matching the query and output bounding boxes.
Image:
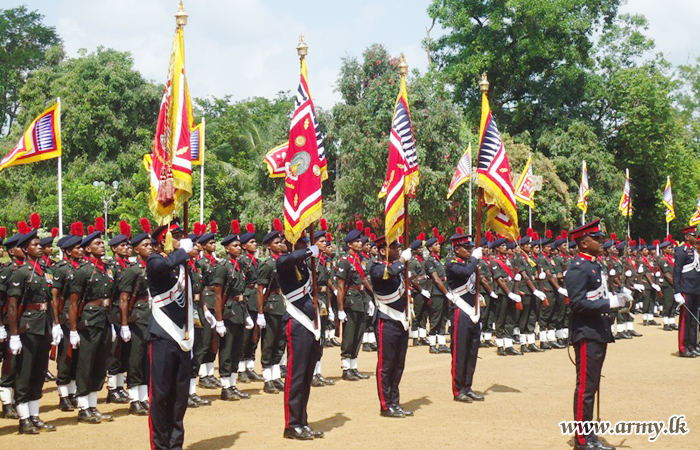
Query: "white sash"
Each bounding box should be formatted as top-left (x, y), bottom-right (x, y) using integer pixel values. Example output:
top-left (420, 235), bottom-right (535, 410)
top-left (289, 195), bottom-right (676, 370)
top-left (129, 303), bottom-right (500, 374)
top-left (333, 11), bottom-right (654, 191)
top-left (284, 297), bottom-right (321, 340)
top-left (149, 266), bottom-right (194, 352)
top-left (449, 274), bottom-right (479, 323)
top-left (374, 281), bottom-right (409, 331)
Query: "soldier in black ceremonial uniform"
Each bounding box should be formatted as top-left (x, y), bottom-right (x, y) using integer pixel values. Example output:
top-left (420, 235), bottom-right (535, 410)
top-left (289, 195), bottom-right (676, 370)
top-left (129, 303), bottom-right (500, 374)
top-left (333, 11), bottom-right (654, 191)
top-left (117, 232), bottom-right (152, 415)
top-left (5, 230), bottom-right (57, 434)
top-left (0, 233), bottom-right (24, 419)
top-left (213, 230), bottom-right (252, 401)
top-left (147, 223), bottom-right (199, 450)
top-left (238, 223), bottom-right (264, 383)
top-left (673, 225), bottom-right (700, 357)
top-left (68, 231), bottom-right (116, 424)
top-left (370, 236), bottom-right (414, 418)
top-left (424, 235), bottom-right (451, 353)
top-left (277, 235), bottom-right (324, 440)
top-left (566, 219), bottom-right (621, 450)
top-left (408, 236), bottom-right (430, 346)
top-left (445, 231), bottom-right (485, 403)
top-left (310, 228), bottom-right (335, 387)
top-left (195, 229), bottom-right (221, 389)
top-left (657, 240), bottom-right (676, 331)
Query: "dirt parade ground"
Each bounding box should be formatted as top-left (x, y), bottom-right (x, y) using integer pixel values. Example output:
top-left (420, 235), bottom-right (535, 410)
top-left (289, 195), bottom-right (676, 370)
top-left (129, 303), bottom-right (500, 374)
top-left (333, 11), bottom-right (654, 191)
top-left (1, 317), bottom-right (698, 449)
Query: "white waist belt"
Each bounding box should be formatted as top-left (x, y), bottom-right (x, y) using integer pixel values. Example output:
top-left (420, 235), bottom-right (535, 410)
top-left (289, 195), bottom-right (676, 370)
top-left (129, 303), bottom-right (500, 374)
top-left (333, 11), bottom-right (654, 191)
top-left (284, 297), bottom-right (320, 341)
top-left (285, 279), bottom-right (312, 302)
top-left (682, 263), bottom-right (697, 274)
top-left (449, 292), bottom-right (480, 324)
top-left (376, 300), bottom-right (409, 331)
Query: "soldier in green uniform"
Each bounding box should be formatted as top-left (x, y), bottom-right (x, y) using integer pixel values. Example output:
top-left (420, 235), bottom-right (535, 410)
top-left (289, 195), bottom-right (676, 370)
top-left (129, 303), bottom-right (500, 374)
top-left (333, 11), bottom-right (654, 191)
top-left (117, 232), bottom-right (152, 415)
top-left (39, 234), bottom-right (56, 270)
top-left (311, 227), bottom-right (335, 387)
top-left (68, 231), bottom-right (115, 424)
top-left (551, 238), bottom-right (569, 346)
top-left (621, 241), bottom-right (643, 338)
top-left (424, 235), bottom-right (450, 354)
top-left (514, 236), bottom-right (547, 352)
top-left (408, 236), bottom-right (430, 346)
top-left (489, 237), bottom-right (521, 355)
top-left (606, 240), bottom-right (631, 339)
top-left (478, 237), bottom-right (497, 347)
top-left (638, 243), bottom-right (660, 326)
top-left (195, 229), bottom-right (221, 390)
top-left (658, 240), bottom-right (676, 331)
top-left (256, 223), bottom-right (287, 393)
top-left (535, 235), bottom-right (567, 349)
top-left (6, 230), bottom-right (57, 433)
top-left (214, 227), bottom-right (253, 401)
top-left (238, 223), bottom-right (264, 384)
top-left (1, 233), bottom-right (25, 419)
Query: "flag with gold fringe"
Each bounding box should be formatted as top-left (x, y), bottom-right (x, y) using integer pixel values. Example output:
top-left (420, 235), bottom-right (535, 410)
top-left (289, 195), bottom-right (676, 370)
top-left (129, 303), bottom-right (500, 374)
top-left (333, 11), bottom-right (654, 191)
top-left (446, 143), bottom-right (471, 199)
top-left (619, 168), bottom-right (631, 217)
top-left (514, 155), bottom-right (535, 208)
top-left (663, 176), bottom-right (675, 223)
top-left (0, 102), bottom-right (61, 171)
top-left (577, 160), bottom-right (589, 213)
top-left (689, 197), bottom-right (700, 226)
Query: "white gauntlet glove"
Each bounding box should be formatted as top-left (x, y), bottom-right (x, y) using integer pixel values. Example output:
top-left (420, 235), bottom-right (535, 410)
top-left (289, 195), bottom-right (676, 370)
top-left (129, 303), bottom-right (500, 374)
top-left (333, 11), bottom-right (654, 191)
top-left (421, 289), bottom-right (431, 298)
top-left (489, 291), bottom-right (498, 299)
top-left (514, 273), bottom-right (522, 281)
top-left (533, 290), bottom-right (546, 301)
top-left (674, 293), bottom-right (685, 305)
top-left (367, 301), bottom-right (375, 316)
top-left (625, 270), bottom-right (632, 277)
top-left (70, 330), bottom-right (80, 348)
top-left (111, 324), bottom-right (117, 342)
top-left (637, 266), bottom-right (644, 274)
top-left (245, 315), bottom-right (254, 329)
top-left (256, 314), bottom-right (267, 329)
top-left (557, 288), bottom-right (568, 297)
top-left (608, 293), bottom-right (625, 309)
top-left (633, 284), bottom-right (644, 292)
top-left (0, 325), bottom-right (7, 342)
top-left (508, 292), bottom-right (522, 303)
top-left (9, 335), bottom-right (22, 355)
top-left (609, 269), bottom-right (616, 276)
top-left (651, 284), bottom-right (661, 292)
top-left (120, 325), bottom-right (131, 342)
top-left (204, 309), bottom-right (217, 328)
top-left (538, 272), bottom-right (546, 280)
top-left (328, 308), bottom-right (335, 322)
top-left (180, 238), bottom-right (193, 254)
top-left (471, 247), bottom-right (483, 260)
top-left (337, 310), bottom-right (347, 322)
top-left (215, 320), bottom-right (227, 337)
top-left (51, 324), bottom-right (63, 346)
top-left (309, 245), bottom-right (319, 258)
top-left (400, 248), bottom-right (413, 262)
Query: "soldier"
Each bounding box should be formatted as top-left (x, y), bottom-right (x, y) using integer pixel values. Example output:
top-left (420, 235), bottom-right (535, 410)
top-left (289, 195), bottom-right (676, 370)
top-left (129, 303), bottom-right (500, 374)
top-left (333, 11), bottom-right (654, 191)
top-left (117, 231), bottom-right (152, 415)
top-left (6, 229), bottom-right (57, 433)
top-left (360, 229), bottom-right (378, 353)
top-left (256, 220), bottom-right (288, 393)
top-left (0, 233), bottom-right (23, 419)
top-left (408, 235), bottom-right (430, 346)
top-left (566, 219), bottom-right (621, 450)
top-left (310, 225), bottom-right (335, 387)
top-left (673, 226), bottom-right (700, 357)
top-left (238, 223), bottom-right (264, 383)
top-left (658, 239), bottom-right (676, 331)
top-left (536, 234), bottom-right (567, 349)
top-left (369, 236), bottom-right (414, 418)
top-left (514, 235), bottom-right (547, 353)
top-left (39, 231), bottom-right (57, 270)
top-left (552, 237), bottom-right (570, 346)
top-left (213, 226), bottom-right (253, 401)
top-left (621, 241), bottom-right (643, 338)
top-left (195, 227), bottom-right (221, 389)
top-left (637, 242), bottom-right (660, 326)
top-left (424, 232), bottom-right (450, 354)
top-left (489, 237), bottom-right (522, 355)
top-left (478, 236), bottom-right (497, 347)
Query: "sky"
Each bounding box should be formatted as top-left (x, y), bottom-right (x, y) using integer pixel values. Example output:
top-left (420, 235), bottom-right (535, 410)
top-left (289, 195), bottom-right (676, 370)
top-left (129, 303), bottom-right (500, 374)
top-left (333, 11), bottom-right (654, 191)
top-left (10, 0), bottom-right (700, 111)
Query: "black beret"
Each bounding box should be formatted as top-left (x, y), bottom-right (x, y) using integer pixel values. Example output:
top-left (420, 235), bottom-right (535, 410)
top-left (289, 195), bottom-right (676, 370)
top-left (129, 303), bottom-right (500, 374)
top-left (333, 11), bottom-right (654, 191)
top-left (17, 230), bottom-right (39, 248)
top-left (81, 231), bottom-right (102, 247)
top-left (130, 233), bottom-right (150, 247)
top-left (221, 234), bottom-right (240, 247)
top-left (59, 235), bottom-right (82, 250)
top-left (424, 237), bottom-right (438, 248)
top-left (409, 240), bottom-right (424, 251)
top-left (108, 234), bottom-right (129, 247)
top-left (4, 234), bottom-right (21, 251)
top-left (344, 229), bottom-right (361, 243)
top-left (198, 232), bottom-right (216, 245)
top-left (313, 230), bottom-right (327, 241)
top-left (39, 236), bottom-right (54, 247)
top-left (263, 230), bottom-right (282, 245)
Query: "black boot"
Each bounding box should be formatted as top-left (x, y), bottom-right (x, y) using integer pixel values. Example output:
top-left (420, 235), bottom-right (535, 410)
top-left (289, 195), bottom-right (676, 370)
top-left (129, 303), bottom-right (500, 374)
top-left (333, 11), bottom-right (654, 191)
top-left (30, 415), bottom-right (56, 432)
top-left (45, 370), bottom-right (57, 383)
top-left (89, 407), bottom-right (114, 422)
top-left (59, 396), bottom-right (75, 411)
top-left (129, 401), bottom-right (149, 416)
top-left (19, 417), bottom-right (40, 434)
top-left (464, 389), bottom-right (485, 401)
top-left (540, 342), bottom-right (552, 350)
top-left (246, 369), bottom-right (264, 382)
top-left (2, 403), bottom-right (19, 419)
top-left (78, 408), bottom-right (101, 424)
top-left (264, 381), bottom-right (280, 394)
top-left (352, 369), bottom-right (370, 379)
top-left (284, 426), bottom-right (314, 440)
top-left (311, 374), bottom-right (325, 387)
top-left (438, 345), bottom-right (451, 354)
top-left (220, 387), bottom-right (241, 401)
top-left (520, 345), bottom-right (530, 354)
top-left (505, 346), bottom-right (522, 356)
top-left (273, 378), bottom-right (285, 390)
top-left (187, 395), bottom-right (200, 408)
top-left (318, 374), bottom-right (335, 386)
top-left (302, 425), bottom-right (325, 438)
top-left (237, 371), bottom-right (250, 384)
top-left (362, 343), bottom-right (373, 352)
top-left (230, 387), bottom-right (250, 399)
top-left (528, 343), bottom-right (544, 352)
top-left (342, 369), bottom-right (359, 381)
top-left (628, 329), bottom-right (642, 337)
top-left (429, 346), bottom-right (440, 354)
top-left (107, 388), bottom-right (128, 404)
top-left (497, 347), bottom-right (507, 356)
top-left (663, 324), bottom-right (672, 331)
top-left (380, 405), bottom-right (406, 418)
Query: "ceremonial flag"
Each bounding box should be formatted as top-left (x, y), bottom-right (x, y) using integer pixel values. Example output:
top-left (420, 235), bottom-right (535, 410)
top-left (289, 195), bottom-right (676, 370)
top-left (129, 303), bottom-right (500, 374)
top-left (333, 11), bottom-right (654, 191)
top-left (577, 160), bottom-right (589, 213)
top-left (148, 23), bottom-right (193, 225)
top-left (689, 197), bottom-right (700, 226)
top-left (514, 155), bottom-right (535, 208)
top-left (476, 85), bottom-right (518, 241)
top-left (190, 121), bottom-right (204, 166)
top-left (446, 143), bottom-right (471, 199)
top-left (379, 57), bottom-right (419, 244)
top-left (663, 176), bottom-right (675, 223)
top-left (0, 102), bottom-right (61, 171)
top-left (619, 168), bottom-right (631, 217)
top-left (282, 54), bottom-right (328, 244)
top-left (264, 142), bottom-right (288, 178)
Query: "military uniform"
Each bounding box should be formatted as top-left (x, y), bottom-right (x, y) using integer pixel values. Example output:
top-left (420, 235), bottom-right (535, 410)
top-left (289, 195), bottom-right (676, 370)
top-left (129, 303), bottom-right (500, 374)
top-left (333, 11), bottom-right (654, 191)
top-left (552, 245), bottom-right (570, 343)
top-left (478, 255), bottom-right (496, 345)
top-left (490, 250), bottom-right (519, 354)
top-left (536, 250), bottom-right (561, 348)
top-left (258, 254), bottom-right (286, 388)
top-left (239, 251), bottom-right (261, 381)
top-left (195, 252), bottom-right (219, 386)
top-left (673, 234), bottom-right (700, 356)
top-left (513, 248), bottom-right (540, 351)
top-left (408, 252), bottom-right (430, 344)
top-left (336, 252), bottom-right (368, 377)
top-left (424, 251), bottom-right (449, 351)
top-left (658, 243), bottom-right (676, 330)
top-left (0, 246), bottom-right (23, 419)
top-left (106, 256), bottom-right (131, 403)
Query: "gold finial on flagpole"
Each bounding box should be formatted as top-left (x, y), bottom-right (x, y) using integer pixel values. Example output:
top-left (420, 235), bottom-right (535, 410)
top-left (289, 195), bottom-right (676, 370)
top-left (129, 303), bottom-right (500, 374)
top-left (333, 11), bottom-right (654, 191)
top-left (175, 1), bottom-right (188, 27)
top-left (479, 73), bottom-right (490, 93)
top-left (297, 35), bottom-right (308, 58)
top-left (399, 54), bottom-right (409, 75)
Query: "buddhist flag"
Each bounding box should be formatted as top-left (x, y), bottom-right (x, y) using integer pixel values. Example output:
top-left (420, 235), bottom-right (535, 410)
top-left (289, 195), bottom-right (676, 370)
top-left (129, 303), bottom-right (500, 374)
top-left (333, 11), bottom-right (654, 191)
top-left (379, 57), bottom-right (419, 244)
top-left (190, 121), bottom-right (204, 166)
top-left (618, 168), bottom-right (631, 217)
top-left (0, 101), bottom-right (61, 172)
top-left (282, 54), bottom-right (327, 244)
top-left (514, 155), bottom-right (535, 208)
top-left (689, 197), bottom-right (700, 226)
top-left (476, 80), bottom-right (518, 241)
top-left (663, 176), bottom-right (675, 223)
top-left (446, 143), bottom-right (472, 199)
top-left (148, 23), bottom-right (193, 225)
top-left (577, 160), bottom-right (589, 213)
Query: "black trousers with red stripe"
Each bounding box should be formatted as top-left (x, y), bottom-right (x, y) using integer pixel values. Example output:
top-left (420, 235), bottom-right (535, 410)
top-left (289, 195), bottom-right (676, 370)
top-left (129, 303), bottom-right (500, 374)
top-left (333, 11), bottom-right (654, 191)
top-left (573, 339), bottom-right (607, 446)
top-left (678, 293), bottom-right (700, 353)
top-left (376, 318), bottom-right (408, 411)
top-left (284, 317), bottom-right (321, 429)
top-left (149, 336), bottom-right (191, 450)
top-left (450, 307), bottom-right (480, 397)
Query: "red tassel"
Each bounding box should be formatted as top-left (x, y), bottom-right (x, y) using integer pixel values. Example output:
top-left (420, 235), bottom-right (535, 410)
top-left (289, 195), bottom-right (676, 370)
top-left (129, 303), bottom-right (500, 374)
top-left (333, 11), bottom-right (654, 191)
top-left (610, 232), bottom-right (616, 241)
top-left (438, 235), bottom-right (445, 244)
top-left (364, 227), bottom-right (371, 237)
top-left (209, 220), bottom-right (218, 234)
top-left (30, 213), bottom-right (41, 230)
top-left (119, 220), bottom-right (130, 237)
top-left (533, 232), bottom-right (540, 241)
top-left (456, 226), bottom-right (464, 235)
top-left (417, 232), bottom-right (425, 241)
top-left (230, 220), bottom-right (240, 235)
top-left (95, 216), bottom-right (105, 233)
top-left (356, 220), bottom-right (363, 231)
top-left (140, 217), bottom-right (152, 233)
top-left (18, 221), bottom-right (30, 234)
top-left (370, 233), bottom-right (376, 241)
top-left (526, 227), bottom-right (534, 237)
top-left (327, 233), bottom-right (333, 242)
top-left (653, 239), bottom-right (660, 246)
top-left (51, 227), bottom-right (59, 238)
top-left (432, 227), bottom-right (439, 237)
top-left (71, 222), bottom-right (85, 236)
top-left (320, 218), bottom-right (328, 231)
top-left (273, 218), bottom-right (284, 233)
top-left (0, 227), bottom-right (6, 239)
top-left (561, 230), bottom-right (569, 239)
top-left (88, 225), bottom-right (95, 234)
top-left (546, 230), bottom-right (552, 239)
top-left (246, 223), bottom-right (255, 233)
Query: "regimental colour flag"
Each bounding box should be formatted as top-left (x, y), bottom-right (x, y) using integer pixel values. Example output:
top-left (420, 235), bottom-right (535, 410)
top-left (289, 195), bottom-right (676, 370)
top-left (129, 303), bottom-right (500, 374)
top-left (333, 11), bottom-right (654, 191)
top-left (619, 168), bottom-right (632, 217)
top-left (690, 197), bottom-right (700, 226)
top-left (379, 58), bottom-right (419, 244)
top-left (446, 143), bottom-right (472, 200)
top-left (0, 101), bottom-right (61, 172)
top-left (190, 121), bottom-right (204, 166)
top-left (148, 24), bottom-right (193, 225)
top-left (577, 160), bottom-right (589, 213)
top-left (663, 176), bottom-right (675, 223)
top-left (264, 143), bottom-right (288, 178)
top-left (476, 82), bottom-right (518, 241)
top-left (282, 55), bottom-right (328, 244)
top-left (514, 155), bottom-right (535, 208)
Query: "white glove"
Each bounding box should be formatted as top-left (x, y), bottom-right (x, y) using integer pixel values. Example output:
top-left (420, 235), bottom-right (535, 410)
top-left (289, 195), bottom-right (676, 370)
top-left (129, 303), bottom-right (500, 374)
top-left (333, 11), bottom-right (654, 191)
top-left (367, 301), bottom-right (375, 316)
top-left (655, 271), bottom-right (661, 277)
top-left (445, 292), bottom-right (456, 302)
top-left (622, 287), bottom-right (632, 296)
top-left (256, 314), bottom-right (267, 328)
top-left (637, 266), bottom-right (644, 274)
top-left (489, 291), bottom-right (498, 299)
top-left (245, 315), bottom-right (254, 329)
top-left (508, 292), bottom-right (522, 303)
top-left (9, 335), bottom-right (22, 355)
top-left (557, 288), bottom-right (568, 297)
top-left (111, 324), bottom-right (117, 342)
top-left (651, 284), bottom-right (661, 292)
top-left (538, 272), bottom-right (546, 280)
top-left (471, 247), bottom-right (483, 260)
top-left (633, 284), bottom-right (644, 292)
top-left (328, 308), bottom-right (335, 322)
top-left (675, 293), bottom-right (685, 305)
top-left (0, 325), bottom-right (6, 342)
top-left (180, 238), bottom-right (193, 254)
top-left (400, 248), bottom-right (413, 262)
top-left (51, 324), bottom-right (63, 346)
top-left (608, 293), bottom-right (625, 309)
top-left (338, 310), bottom-right (347, 322)
top-left (533, 290), bottom-right (546, 301)
top-left (120, 325), bottom-right (131, 342)
top-left (333, 289), bottom-right (338, 297)
top-left (215, 320), bottom-right (227, 337)
top-left (609, 269), bottom-right (616, 276)
top-left (421, 289), bottom-right (431, 298)
top-left (563, 271), bottom-right (567, 276)
top-left (204, 309), bottom-right (217, 328)
top-left (70, 330), bottom-right (80, 348)
top-left (621, 291), bottom-right (634, 302)
top-left (309, 245), bottom-right (319, 258)
top-left (625, 270), bottom-right (632, 277)
top-left (514, 273), bottom-right (522, 281)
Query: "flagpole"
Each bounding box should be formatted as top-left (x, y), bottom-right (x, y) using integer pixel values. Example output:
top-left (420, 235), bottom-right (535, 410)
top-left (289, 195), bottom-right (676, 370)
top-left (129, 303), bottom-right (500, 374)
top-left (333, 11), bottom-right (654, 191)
top-left (475, 74), bottom-right (491, 303)
top-left (199, 117), bottom-right (205, 224)
top-left (57, 97), bottom-right (64, 237)
top-left (398, 57), bottom-right (412, 321)
top-left (529, 205), bottom-right (532, 229)
top-left (468, 163), bottom-right (473, 235)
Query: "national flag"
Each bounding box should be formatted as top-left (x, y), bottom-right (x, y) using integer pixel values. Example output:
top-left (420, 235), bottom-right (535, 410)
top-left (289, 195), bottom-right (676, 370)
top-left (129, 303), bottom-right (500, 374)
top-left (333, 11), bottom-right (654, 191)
top-left (514, 155), bottom-right (535, 208)
top-left (577, 160), bottom-right (589, 213)
top-left (446, 143), bottom-right (471, 199)
top-left (619, 168), bottom-right (631, 217)
top-left (0, 102), bottom-right (61, 171)
top-left (476, 87), bottom-right (518, 241)
top-left (148, 24), bottom-right (193, 225)
top-left (190, 121), bottom-right (204, 166)
top-left (663, 176), bottom-right (675, 223)
top-left (378, 58), bottom-right (419, 244)
top-left (282, 56), bottom-right (327, 244)
top-left (264, 142), bottom-right (288, 178)
top-left (690, 197), bottom-right (700, 226)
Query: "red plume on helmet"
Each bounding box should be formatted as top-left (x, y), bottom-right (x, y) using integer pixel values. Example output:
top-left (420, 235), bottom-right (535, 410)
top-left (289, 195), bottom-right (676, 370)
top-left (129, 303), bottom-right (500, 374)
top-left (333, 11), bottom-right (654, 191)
top-left (561, 230), bottom-right (569, 239)
top-left (456, 226), bottom-right (464, 235)
top-left (356, 220), bottom-right (363, 231)
top-left (486, 231), bottom-right (495, 242)
top-left (556, 235), bottom-right (562, 240)
top-left (51, 227), bottom-right (59, 238)
top-left (432, 227), bottom-right (439, 238)
top-left (246, 223), bottom-right (255, 233)
top-left (230, 220), bottom-right (240, 235)
top-left (18, 221), bottom-right (30, 234)
top-left (610, 233), bottom-right (616, 241)
top-left (119, 220), bottom-right (130, 237)
top-left (533, 232), bottom-right (540, 241)
top-left (546, 230), bottom-right (552, 239)
top-left (209, 220), bottom-right (218, 234)
top-left (139, 217), bottom-right (152, 233)
top-left (30, 213), bottom-right (41, 230)
top-left (438, 235), bottom-right (445, 244)
top-left (417, 232), bottom-right (425, 241)
top-left (640, 238), bottom-right (646, 246)
top-left (320, 218), bottom-right (328, 231)
top-left (95, 216), bottom-right (105, 233)
top-left (370, 233), bottom-right (376, 241)
top-left (88, 225), bottom-right (95, 234)
top-left (71, 222), bottom-right (85, 236)
top-left (526, 227), bottom-right (534, 237)
top-left (273, 218), bottom-right (284, 233)
top-left (364, 227), bottom-right (371, 237)
top-left (0, 227), bottom-right (6, 239)
top-left (653, 239), bottom-right (660, 246)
